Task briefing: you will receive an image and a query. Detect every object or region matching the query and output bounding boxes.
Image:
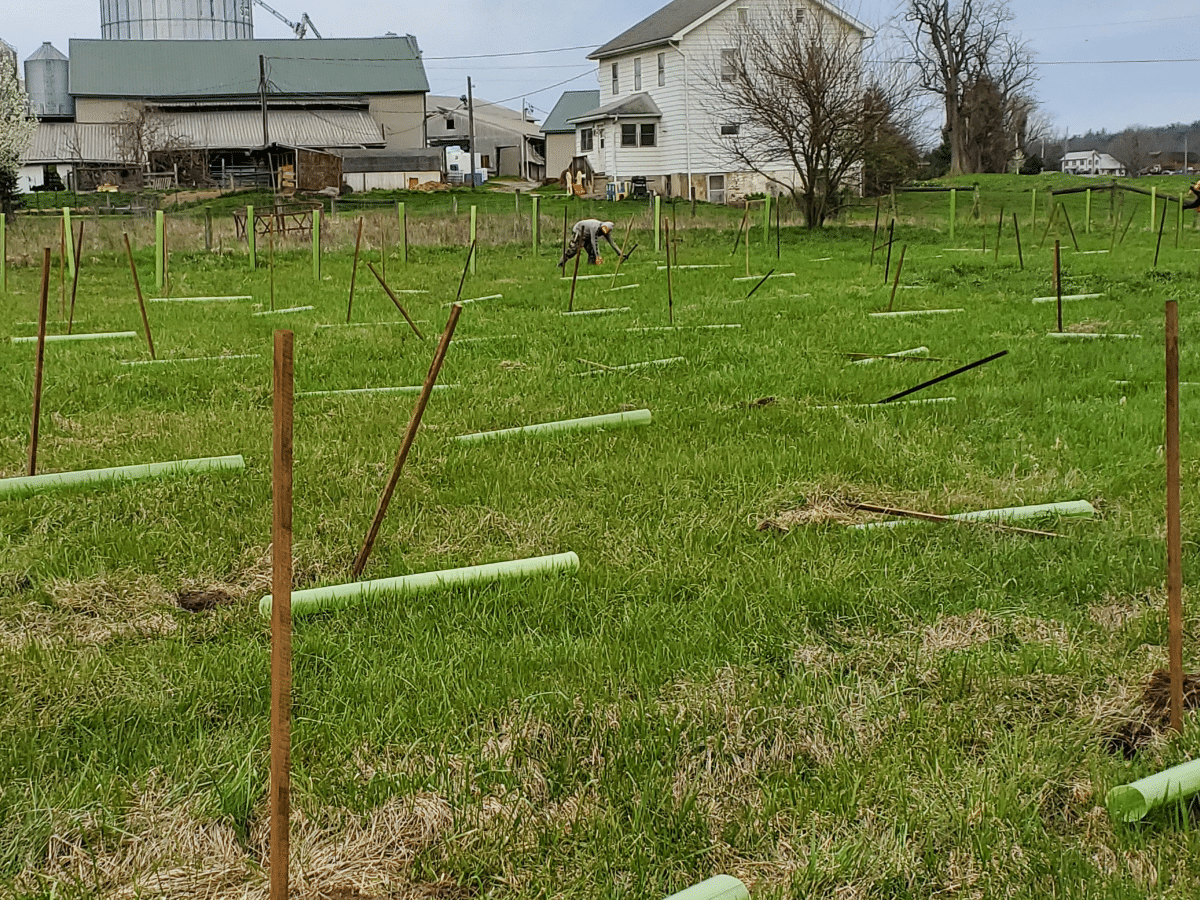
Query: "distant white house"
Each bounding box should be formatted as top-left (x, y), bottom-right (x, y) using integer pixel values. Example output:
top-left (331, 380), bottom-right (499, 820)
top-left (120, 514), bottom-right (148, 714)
top-left (571, 0), bottom-right (871, 202)
top-left (1061, 151), bottom-right (1126, 177)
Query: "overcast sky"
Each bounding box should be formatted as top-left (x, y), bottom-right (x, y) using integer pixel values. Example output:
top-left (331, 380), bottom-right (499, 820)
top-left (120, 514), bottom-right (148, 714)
top-left (4, 1), bottom-right (1198, 142)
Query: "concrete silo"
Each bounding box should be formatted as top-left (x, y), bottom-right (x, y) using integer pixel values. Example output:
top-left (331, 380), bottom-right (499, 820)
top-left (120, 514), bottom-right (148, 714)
top-left (100, 0), bottom-right (254, 41)
top-left (25, 42), bottom-right (74, 118)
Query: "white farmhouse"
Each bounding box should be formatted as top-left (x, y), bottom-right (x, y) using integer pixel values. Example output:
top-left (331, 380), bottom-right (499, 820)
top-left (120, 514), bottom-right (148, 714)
top-left (572, 0), bottom-right (870, 202)
top-left (1061, 151), bottom-right (1126, 177)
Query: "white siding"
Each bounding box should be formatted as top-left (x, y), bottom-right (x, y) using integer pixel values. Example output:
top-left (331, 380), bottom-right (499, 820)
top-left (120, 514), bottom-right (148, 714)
top-left (584, 0), bottom-right (861, 198)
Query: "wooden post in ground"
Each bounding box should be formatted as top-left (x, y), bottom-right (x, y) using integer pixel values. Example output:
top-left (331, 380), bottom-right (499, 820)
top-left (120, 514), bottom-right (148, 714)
top-left (205, 206), bottom-right (213, 251)
top-left (1054, 240), bottom-right (1063, 333)
top-left (1165, 300), bottom-right (1184, 732)
top-left (886, 244), bottom-right (907, 313)
top-left (155, 209), bottom-right (164, 290)
top-left (123, 232), bottom-right (156, 360)
top-left (346, 217), bottom-right (364, 323)
top-left (883, 220), bottom-right (895, 283)
top-left (469, 205), bottom-right (477, 275)
top-left (248, 204), bottom-right (256, 269)
top-left (1154, 202), bottom-right (1169, 268)
top-left (58, 217), bottom-right (66, 318)
top-left (352, 306), bottom-right (461, 580)
top-left (312, 208), bottom-right (321, 281)
top-left (366, 262), bottom-right (425, 340)
top-left (664, 219), bottom-right (673, 324)
top-left (731, 204), bottom-right (749, 255)
top-left (68, 220), bottom-right (83, 333)
top-left (994, 206), bottom-right (1004, 262)
top-left (270, 328), bottom-right (294, 900)
top-left (568, 249), bottom-right (582, 312)
top-left (456, 240), bottom-right (476, 302)
top-left (870, 198), bottom-right (881, 265)
top-left (27, 249), bottom-right (51, 477)
top-left (397, 201), bottom-right (408, 263)
top-left (531, 194), bottom-right (540, 252)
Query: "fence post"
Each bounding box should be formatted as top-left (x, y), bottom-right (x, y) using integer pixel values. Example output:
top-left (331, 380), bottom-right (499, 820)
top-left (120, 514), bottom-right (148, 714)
top-left (397, 201), bottom-right (407, 263)
top-left (312, 207), bottom-right (321, 281)
top-left (531, 194), bottom-right (540, 253)
top-left (154, 209), bottom-right (164, 289)
top-left (247, 204), bottom-right (256, 269)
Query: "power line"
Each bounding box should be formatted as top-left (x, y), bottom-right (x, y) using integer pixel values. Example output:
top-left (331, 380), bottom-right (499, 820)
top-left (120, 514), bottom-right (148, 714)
top-left (1038, 57), bottom-right (1200, 65)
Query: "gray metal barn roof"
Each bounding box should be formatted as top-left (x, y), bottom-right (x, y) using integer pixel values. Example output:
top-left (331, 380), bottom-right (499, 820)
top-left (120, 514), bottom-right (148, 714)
top-left (337, 148), bottom-right (444, 173)
top-left (569, 93), bottom-right (662, 124)
top-left (542, 91), bottom-right (601, 134)
top-left (68, 36), bottom-right (428, 99)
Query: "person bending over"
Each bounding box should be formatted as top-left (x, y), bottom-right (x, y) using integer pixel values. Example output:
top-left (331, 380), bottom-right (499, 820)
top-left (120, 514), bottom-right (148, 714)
top-left (1184, 180), bottom-right (1200, 211)
top-left (558, 219), bottom-right (620, 267)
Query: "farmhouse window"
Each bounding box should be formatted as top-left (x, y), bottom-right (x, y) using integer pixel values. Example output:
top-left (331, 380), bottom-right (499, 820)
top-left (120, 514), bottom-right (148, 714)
top-left (634, 57), bottom-right (642, 91)
top-left (622, 124), bottom-right (638, 147)
top-left (640, 123), bottom-right (656, 146)
top-left (445, 116), bottom-right (455, 129)
top-left (580, 128), bottom-right (594, 152)
top-left (657, 53), bottom-right (666, 86)
top-left (738, 7), bottom-right (749, 23)
top-left (481, 155), bottom-right (491, 169)
top-left (612, 62), bottom-right (619, 94)
top-left (721, 49), bottom-right (738, 82)
top-left (721, 123), bottom-right (740, 136)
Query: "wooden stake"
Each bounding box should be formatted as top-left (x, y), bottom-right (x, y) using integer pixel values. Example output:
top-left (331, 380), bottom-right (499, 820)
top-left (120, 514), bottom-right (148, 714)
top-left (870, 198), bottom-right (881, 265)
top-left (883, 220), bottom-right (895, 283)
top-left (123, 233), bottom-right (155, 360)
top-left (731, 205), bottom-right (750, 255)
top-left (456, 240), bottom-right (476, 302)
top-left (886, 244), bottom-right (907, 312)
top-left (68, 220), bottom-right (83, 335)
top-left (1054, 240), bottom-right (1063, 333)
top-left (665, 219), bottom-right (673, 324)
top-left (270, 328), bottom-right (294, 900)
top-left (1165, 300), bottom-right (1184, 732)
top-left (1154, 201), bottom-right (1168, 268)
top-left (27, 248), bottom-right (51, 477)
top-left (850, 502), bottom-right (1061, 538)
top-left (610, 215), bottom-right (637, 288)
top-left (776, 195), bottom-right (781, 259)
top-left (1012, 212), bottom-right (1024, 270)
top-left (1038, 202), bottom-right (1060, 249)
top-left (994, 205), bottom-right (1004, 262)
top-left (380, 216), bottom-right (387, 281)
top-left (745, 268), bottom-right (775, 300)
top-left (568, 248), bottom-right (582, 312)
top-left (745, 213), bottom-right (750, 277)
top-left (346, 217), bottom-right (364, 323)
top-left (351, 305), bottom-right (461, 580)
top-left (1119, 202), bottom-right (1138, 246)
top-left (1060, 203), bottom-right (1079, 251)
top-left (59, 217), bottom-right (66, 319)
top-left (365, 262), bottom-right (425, 340)
top-left (876, 350), bottom-right (1007, 404)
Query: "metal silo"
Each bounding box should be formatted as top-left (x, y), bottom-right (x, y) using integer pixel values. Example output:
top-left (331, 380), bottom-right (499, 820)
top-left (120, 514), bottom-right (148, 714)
top-left (100, 0), bottom-right (255, 40)
top-left (24, 43), bottom-right (74, 119)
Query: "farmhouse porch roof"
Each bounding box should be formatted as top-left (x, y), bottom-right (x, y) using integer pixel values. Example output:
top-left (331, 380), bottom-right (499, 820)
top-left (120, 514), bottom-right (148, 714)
top-left (569, 93), bottom-right (663, 125)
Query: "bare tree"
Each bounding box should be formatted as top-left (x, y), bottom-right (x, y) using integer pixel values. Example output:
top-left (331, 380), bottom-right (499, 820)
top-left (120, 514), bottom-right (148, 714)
top-left (0, 52), bottom-right (36, 219)
top-left (112, 103), bottom-right (199, 188)
top-left (904, 0), bottom-right (1036, 175)
top-left (706, 4), bottom-right (918, 227)
top-left (1110, 128), bottom-right (1152, 177)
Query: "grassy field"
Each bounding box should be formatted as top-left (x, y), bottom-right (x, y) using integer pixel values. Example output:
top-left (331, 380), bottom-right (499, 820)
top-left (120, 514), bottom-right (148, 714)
top-left (2, 173), bottom-right (1200, 899)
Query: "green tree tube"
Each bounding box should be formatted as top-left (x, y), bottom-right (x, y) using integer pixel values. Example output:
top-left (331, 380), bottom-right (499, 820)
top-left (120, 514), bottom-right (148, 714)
top-left (455, 409), bottom-right (652, 444)
top-left (64, 207), bottom-right (76, 279)
top-left (0, 455), bottom-right (244, 499)
top-left (398, 201), bottom-right (407, 263)
top-left (1107, 757), bottom-right (1200, 822)
top-left (531, 195), bottom-right (540, 252)
top-left (664, 875), bottom-right (749, 900)
top-left (259, 551), bottom-right (580, 617)
top-left (949, 188), bottom-right (956, 241)
top-left (655, 194), bottom-right (662, 252)
top-left (11, 331), bottom-right (137, 344)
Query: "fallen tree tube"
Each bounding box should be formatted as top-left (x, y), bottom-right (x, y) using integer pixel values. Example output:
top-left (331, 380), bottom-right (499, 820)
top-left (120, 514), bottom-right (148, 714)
top-left (1031, 292), bottom-right (1103, 303)
top-left (455, 409), bottom-right (652, 444)
top-left (297, 385), bottom-right (456, 398)
top-left (853, 499), bottom-right (1095, 530)
top-left (561, 307), bottom-right (631, 316)
top-left (11, 331), bottom-right (137, 344)
top-left (1047, 332), bottom-right (1140, 340)
top-left (852, 346), bottom-right (930, 365)
top-left (149, 295), bottom-right (252, 302)
top-left (122, 354), bottom-right (257, 366)
top-left (252, 306), bottom-right (314, 316)
top-left (663, 875), bottom-right (749, 900)
top-left (259, 551), bottom-right (580, 617)
top-left (815, 397), bottom-right (955, 410)
top-left (0, 455), bottom-right (245, 499)
top-left (869, 309), bottom-right (965, 318)
top-left (575, 358), bottom-right (685, 377)
top-left (626, 324), bottom-right (741, 332)
top-left (1107, 757), bottom-right (1200, 822)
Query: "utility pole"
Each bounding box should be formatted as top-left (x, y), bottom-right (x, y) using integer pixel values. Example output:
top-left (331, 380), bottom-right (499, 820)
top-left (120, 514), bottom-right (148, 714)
top-left (259, 55), bottom-right (269, 149)
top-left (467, 77), bottom-right (477, 191)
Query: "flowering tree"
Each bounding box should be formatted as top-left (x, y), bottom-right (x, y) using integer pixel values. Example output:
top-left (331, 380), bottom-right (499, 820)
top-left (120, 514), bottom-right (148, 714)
top-left (1, 57), bottom-right (36, 219)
